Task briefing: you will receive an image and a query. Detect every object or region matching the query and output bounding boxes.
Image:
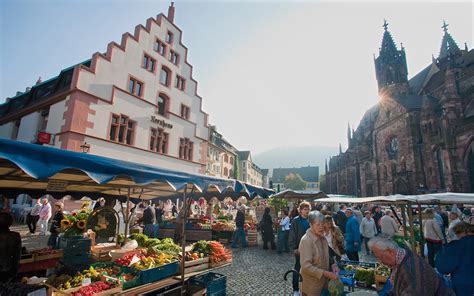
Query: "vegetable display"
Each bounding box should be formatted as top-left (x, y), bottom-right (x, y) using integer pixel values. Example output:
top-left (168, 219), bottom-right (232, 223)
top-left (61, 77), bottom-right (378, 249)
top-left (208, 241), bottom-right (232, 264)
top-left (191, 240), bottom-right (212, 257)
top-left (355, 267), bottom-right (375, 286)
top-left (72, 281), bottom-right (115, 296)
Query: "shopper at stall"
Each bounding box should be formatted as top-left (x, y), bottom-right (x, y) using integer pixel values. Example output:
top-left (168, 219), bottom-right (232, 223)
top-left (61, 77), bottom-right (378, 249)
top-left (261, 207), bottom-right (276, 250)
top-left (447, 210), bottom-right (462, 242)
top-left (277, 209), bottom-right (290, 254)
top-left (289, 201), bottom-right (311, 296)
top-left (47, 202), bottom-right (64, 248)
top-left (323, 215), bottom-right (344, 260)
top-left (26, 198), bottom-right (42, 234)
top-left (369, 235), bottom-right (454, 296)
top-left (436, 222), bottom-right (474, 296)
top-left (344, 208), bottom-right (361, 261)
top-left (424, 208), bottom-right (444, 267)
top-left (360, 211), bottom-right (377, 255)
top-left (0, 212), bottom-right (21, 283)
top-left (334, 204), bottom-right (347, 234)
top-left (231, 205), bottom-right (248, 248)
top-left (299, 210), bottom-right (339, 295)
top-left (93, 197), bottom-right (106, 211)
top-left (380, 209), bottom-right (398, 237)
top-left (141, 200), bottom-right (156, 238)
top-left (373, 206), bottom-right (383, 233)
top-left (38, 197), bottom-right (52, 236)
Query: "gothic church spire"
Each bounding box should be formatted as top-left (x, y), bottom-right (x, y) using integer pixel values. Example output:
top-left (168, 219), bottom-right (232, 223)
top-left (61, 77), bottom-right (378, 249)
top-left (374, 20), bottom-right (408, 91)
top-left (438, 21), bottom-right (461, 59)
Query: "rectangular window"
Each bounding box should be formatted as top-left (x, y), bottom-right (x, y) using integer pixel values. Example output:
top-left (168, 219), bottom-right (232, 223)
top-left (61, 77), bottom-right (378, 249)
top-left (166, 31), bottom-right (173, 44)
top-left (169, 50), bottom-right (179, 65)
top-left (179, 138), bottom-right (193, 161)
top-left (39, 109), bottom-right (49, 131)
top-left (11, 119), bottom-right (20, 140)
top-left (180, 104), bottom-right (190, 120)
top-left (142, 53), bottom-right (156, 72)
top-left (159, 67), bottom-right (170, 86)
top-left (150, 128), bottom-right (168, 154)
top-left (109, 114), bottom-right (135, 145)
top-left (175, 75), bottom-right (185, 91)
top-left (128, 77), bottom-right (143, 97)
top-left (154, 38), bottom-right (167, 56)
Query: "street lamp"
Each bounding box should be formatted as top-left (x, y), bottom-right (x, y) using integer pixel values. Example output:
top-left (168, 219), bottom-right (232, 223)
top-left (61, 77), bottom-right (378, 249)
top-left (80, 142), bottom-right (90, 153)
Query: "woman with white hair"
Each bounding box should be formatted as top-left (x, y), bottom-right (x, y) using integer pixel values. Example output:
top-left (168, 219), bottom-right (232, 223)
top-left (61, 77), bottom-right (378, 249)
top-left (299, 210), bottom-right (338, 295)
top-left (38, 197), bottom-right (52, 235)
top-left (369, 235), bottom-right (454, 295)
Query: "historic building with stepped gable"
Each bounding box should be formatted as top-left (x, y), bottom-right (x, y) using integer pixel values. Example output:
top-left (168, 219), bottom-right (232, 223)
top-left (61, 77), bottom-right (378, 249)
top-left (0, 4), bottom-right (210, 174)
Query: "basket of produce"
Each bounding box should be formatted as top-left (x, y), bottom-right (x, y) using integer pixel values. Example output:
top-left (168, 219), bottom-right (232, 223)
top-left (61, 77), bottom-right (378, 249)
top-left (354, 267), bottom-right (375, 288)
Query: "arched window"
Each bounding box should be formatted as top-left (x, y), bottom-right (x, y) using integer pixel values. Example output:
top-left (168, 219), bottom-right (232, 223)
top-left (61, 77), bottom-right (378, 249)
top-left (229, 156), bottom-right (234, 164)
top-left (157, 93), bottom-right (169, 116)
top-left (160, 66), bottom-right (171, 87)
top-left (224, 155), bottom-right (228, 162)
top-left (224, 167), bottom-right (228, 176)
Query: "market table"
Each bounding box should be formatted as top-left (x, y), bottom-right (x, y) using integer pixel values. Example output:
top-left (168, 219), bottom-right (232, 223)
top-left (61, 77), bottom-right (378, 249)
top-left (118, 262), bottom-right (231, 295)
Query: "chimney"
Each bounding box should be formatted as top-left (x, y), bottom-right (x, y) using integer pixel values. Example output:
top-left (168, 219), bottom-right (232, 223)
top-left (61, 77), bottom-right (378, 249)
top-left (36, 76), bottom-right (42, 85)
top-left (168, 2), bottom-right (175, 23)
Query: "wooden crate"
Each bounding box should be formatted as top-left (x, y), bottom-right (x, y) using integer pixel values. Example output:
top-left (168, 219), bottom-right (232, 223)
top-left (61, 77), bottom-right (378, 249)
top-left (218, 238), bottom-right (229, 244)
top-left (209, 258), bottom-right (232, 268)
top-left (184, 257), bottom-right (209, 274)
top-left (36, 250), bottom-right (63, 261)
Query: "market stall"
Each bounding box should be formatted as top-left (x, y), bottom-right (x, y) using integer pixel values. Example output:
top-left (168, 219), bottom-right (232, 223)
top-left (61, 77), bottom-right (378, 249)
top-left (0, 138), bottom-right (273, 295)
top-left (316, 193), bottom-right (474, 255)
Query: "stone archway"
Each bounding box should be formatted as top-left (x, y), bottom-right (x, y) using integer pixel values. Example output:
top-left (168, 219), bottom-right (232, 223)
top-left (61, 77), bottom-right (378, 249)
top-left (394, 178), bottom-right (410, 195)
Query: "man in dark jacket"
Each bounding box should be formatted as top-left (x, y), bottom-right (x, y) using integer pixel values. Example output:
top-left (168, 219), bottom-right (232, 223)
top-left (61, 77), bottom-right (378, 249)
top-left (231, 205), bottom-right (248, 248)
top-left (334, 204), bottom-right (347, 234)
top-left (0, 212), bottom-right (21, 282)
top-left (373, 206), bottom-right (383, 234)
top-left (436, 223), bottom-right (474, 296)
top-left (47, 202), bottom-right (64, 249)
top-left (288, 201), bottom-right (310, 296)
top-left (141, 201), bottom-right (156, 238)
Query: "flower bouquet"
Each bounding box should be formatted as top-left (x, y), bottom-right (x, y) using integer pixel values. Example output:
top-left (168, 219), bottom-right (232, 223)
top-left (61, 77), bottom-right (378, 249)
top-left (61, 209), bottom-right (91, 237)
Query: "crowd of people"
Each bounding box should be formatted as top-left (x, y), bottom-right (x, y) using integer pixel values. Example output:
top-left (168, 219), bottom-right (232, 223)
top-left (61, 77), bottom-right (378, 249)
top-left (229, 201), bottom-right (474, 296)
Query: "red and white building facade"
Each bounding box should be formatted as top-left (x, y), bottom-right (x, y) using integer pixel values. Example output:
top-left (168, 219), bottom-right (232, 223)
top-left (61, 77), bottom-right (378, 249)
top-left (0, 4), bottom-right (210, 174)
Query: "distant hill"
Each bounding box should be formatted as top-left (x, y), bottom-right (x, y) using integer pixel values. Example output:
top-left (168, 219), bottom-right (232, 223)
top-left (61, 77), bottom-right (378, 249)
top-left (253, 146), bottom-right (339, 175)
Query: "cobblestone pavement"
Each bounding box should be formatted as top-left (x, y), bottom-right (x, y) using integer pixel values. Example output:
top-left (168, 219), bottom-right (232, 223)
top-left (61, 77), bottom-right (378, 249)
top-left (217, 239), bottom-right (376, 296)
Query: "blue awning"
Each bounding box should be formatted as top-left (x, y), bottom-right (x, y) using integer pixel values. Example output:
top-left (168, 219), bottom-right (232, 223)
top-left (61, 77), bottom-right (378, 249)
top-left (0, 138), bottom-right (273, 201)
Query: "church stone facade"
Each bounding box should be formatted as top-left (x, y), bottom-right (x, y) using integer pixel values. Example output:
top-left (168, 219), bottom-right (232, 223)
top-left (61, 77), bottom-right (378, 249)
top-left (325, 21), bottom-right (474, 196)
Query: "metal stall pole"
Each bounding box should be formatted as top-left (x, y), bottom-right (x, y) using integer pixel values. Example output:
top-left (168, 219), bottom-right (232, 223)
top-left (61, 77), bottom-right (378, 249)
top-left (406, 202), bottom-right (416, 251)
top-left (401, 204), bottom-right (408, 238)
top-left (180, 185), bottom-right (195, 295)
top-left (417, 204), bottom-right (425, 257)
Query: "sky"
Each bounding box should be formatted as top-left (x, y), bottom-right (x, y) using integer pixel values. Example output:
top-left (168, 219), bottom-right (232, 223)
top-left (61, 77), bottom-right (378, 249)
top-left (1, 0), bottom-right (472, 155)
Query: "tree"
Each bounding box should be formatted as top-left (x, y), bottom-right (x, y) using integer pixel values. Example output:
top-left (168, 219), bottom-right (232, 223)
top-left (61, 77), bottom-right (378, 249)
top-left (233, 154), bottom-right (240, 180)
top-left (284, 173), bottom-right (306, 190)
top-left (319, 174), bottom-right (326, 191)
